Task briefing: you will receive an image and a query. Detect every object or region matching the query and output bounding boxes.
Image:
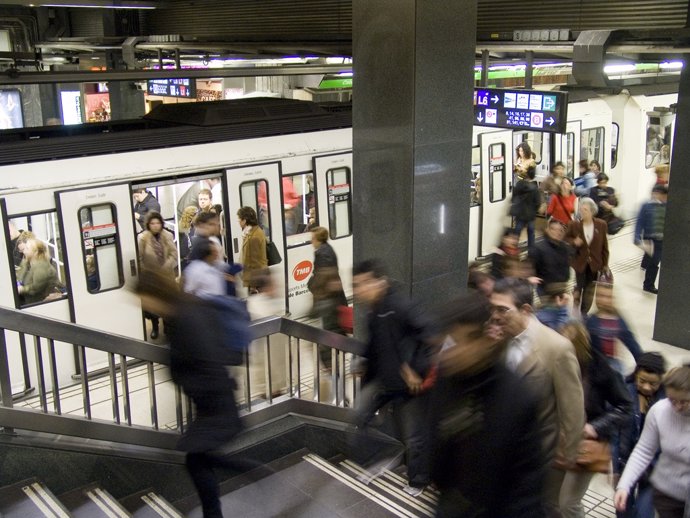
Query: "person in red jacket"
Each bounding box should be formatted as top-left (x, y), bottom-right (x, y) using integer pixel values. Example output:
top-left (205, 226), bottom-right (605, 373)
top-left (547, 177), bottom-right (577, 225)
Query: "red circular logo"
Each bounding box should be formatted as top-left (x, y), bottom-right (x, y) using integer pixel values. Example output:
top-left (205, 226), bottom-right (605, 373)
top-left (293, 260), bottom-right (313, 282)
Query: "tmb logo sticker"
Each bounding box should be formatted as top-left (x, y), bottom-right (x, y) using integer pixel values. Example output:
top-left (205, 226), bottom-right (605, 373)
top-left (293, 261), bottom-right (313, 282)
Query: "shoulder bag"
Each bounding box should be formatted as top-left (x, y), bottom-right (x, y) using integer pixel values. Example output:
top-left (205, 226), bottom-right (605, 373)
top-left (576, 439), bottom-right (612, 473)
top-left (266, 238), bottom-right (282, 266)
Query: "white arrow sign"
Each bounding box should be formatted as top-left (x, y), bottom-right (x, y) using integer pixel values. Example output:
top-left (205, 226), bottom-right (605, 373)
top-left (491, 95), bottom-right (500, 104)
top-left (476, 113), bottom-right (484, 123)
top-left (546, 117), bottom-right (555, 126)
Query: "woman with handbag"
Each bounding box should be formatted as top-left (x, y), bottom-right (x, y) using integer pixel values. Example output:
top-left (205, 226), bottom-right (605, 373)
top-left (237, 206), bottom-right (268, 293)
top-left (565, 197), bottom-right (610, 316)
top-left (547, 177), bottom-right (578, 225)
top-left (555, 321), bottom-right (632, 518)
top-left (615, 365), bottom-right (690, 518)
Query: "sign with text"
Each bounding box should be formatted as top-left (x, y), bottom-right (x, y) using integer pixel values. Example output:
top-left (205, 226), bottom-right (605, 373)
top-left (146, 78), bottom-right (196, 98)
top-left (473, 88), bottom-right (568, 133)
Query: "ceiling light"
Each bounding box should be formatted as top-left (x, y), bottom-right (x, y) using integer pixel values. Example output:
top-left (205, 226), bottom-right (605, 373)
top-left (603, 64), bottom-right (635, 74)
top-left (659, 61), bottom-right (684, 70)
top-left (35, 0), bottom-right (158, 8)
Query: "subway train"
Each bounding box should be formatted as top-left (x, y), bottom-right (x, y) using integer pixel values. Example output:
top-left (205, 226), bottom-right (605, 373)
top-left (0, 90), bottom-right (676, 396)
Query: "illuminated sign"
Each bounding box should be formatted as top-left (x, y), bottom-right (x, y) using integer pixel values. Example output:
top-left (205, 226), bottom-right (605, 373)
top-left (473, 87), bottom-right (568, 133)
top-left (146, 78), bottom-right (196, 98)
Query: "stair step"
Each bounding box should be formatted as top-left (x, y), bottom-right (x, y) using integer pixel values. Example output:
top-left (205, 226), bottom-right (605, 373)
top-left (0, 478), bottom-right (71, 518)
top-left (302, 453), bottom-right (433, 518)
top-left (120, 489), bottom-right (183, 518)
top-left (59, 483), bottom-right (131, 517)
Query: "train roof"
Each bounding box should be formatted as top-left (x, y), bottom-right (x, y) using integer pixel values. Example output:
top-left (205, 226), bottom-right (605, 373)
top-left (0, 98), bottom-right (352, 167)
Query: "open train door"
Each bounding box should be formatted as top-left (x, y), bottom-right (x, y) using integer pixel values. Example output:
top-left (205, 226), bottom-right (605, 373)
top-left (225, 162), bottom-right (287, 314)
top-left (56, 183), bottom-right (143, 342)
top-left (561, 120), bottom-right (582, 178)
top-left (479, 130), bottom-right (513, 257)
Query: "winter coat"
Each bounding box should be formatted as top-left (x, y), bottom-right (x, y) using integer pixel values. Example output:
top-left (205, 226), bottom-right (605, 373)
top-left (511, 179), bottom-right (541, 222)
top-left (19, 259), bottom-right (60, 304)
top-left (241, 226), bottom-right (267, 287)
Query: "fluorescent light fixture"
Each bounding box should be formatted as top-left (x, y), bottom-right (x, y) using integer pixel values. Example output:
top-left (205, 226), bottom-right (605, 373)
top-left (603, 64), bottom-right (635, 74)
top-left (38, 0), bottom-right (158, 8)
top-left (336, 72), bottom-right (352, 77)
top-left (659, 61), bottom-right (684, 70)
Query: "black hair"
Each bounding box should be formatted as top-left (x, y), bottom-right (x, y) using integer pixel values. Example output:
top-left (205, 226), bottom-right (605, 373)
top-left (597, 172), bottom-right (609, 183)
top-left (237, 206), bottom-right (259, 226)
top-left (144, 211), bottom-right (163, 231)
top-left (195, 211), bottom-right (219, 226)
top-left (526, 165), bottom-right (536, 180)
top-left (493, 277), bottom-right (534, 308)
top-left (516, 142), bottom-right (533, 159)
top-left (353, 258), bottom-right (387, 279)
top-left (589, 160), bottom-right (602, 170)
top-left (438, 292), bottom-right (492, 331)
top-left (635, 352), bottom-right (666, 376)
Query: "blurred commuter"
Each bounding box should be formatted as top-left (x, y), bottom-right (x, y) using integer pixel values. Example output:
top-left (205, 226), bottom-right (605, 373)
top-left (138, 212), bottom-right (178, 339)
top-left (490, 229), bottom-right (521, 280)
top-left (565, 197), bottom-right (610, 316)
top-left (655, 164), bottom-right (670, 186)
top-left (555, 321), bottom-right (632, 518)
top-left (189, 212), bottom-right (221, 261)
top-left (615, 365), bottom-right (690, 518)
top-left (575, 161), bottom-right (598, 197)
top-left (17, 238), bottom-right (61, 305)
top-left (178, 205), bottom-right (198, 268)
top-left (351, 259), bottom-right (439, 496)
top-left (135, 271), bottom-right (248, 518)
top-left (586, 283), bottom-right (643, 373)
top-left (635, 185), bottom-right (667, 294)
top-left (511, 165), bottom-right (542, 249)
top-left (237, 206), bottom-right (268, 293)
top-left (589, 173), bottom-right (619, 223)
top-left (535, 282), bottom-right (572, 331)
top-left (548, 177), bottom-right (577, 224)
top-left (8, 221), bottom-right (24, 268)
top-left (489, 277), bottom-right (585, 517)
top-left (183, 239), bottom-right (225, 299)
top-left (133, 188), bottom-right (161, 230)
top-left (514, 142), bottom-right (536, 178)
top-left (14, 229), bottom-right (35, 277)
top-left (542, 161), bottom-right (567, 197)
top-left (529, 219), bottom-right (572, 290)
top-left (615, 352), bottom-right (667, 518)
top-left (468, 264), bottom-right (495, 298)
top-left (431, 292), bottom-right (546, 517)
top-left (308, 227), bottom-right (348, 335)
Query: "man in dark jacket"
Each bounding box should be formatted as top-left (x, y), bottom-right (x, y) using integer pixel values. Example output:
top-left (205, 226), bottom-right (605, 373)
top-left (529, 218), bottom-right (572, 292)
top-left (634, 184), bottom-right (667, 294)
top-left (431, 292), bottom-right (546, 517)
top-left (133, 188), bottom-right (161, 231)
top-left (511, 165), bottom-right (542, 249)
top-left (351, 259), bottom-right (439, 497)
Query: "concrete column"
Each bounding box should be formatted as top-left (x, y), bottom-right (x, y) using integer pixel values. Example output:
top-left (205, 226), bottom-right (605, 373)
top-left (653, 62), bottom-right (690, 351)
top-left (353, 0), bottom-right (477, 307)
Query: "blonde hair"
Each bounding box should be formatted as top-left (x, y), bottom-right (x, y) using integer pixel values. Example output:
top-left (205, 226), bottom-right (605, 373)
top-left (560, 320), bottom-right (592, 366)
top-left (26, 238), bottom-right (50, 262)
top-left (311, 226), bottom-right (329, 244)
top-left (17, 230), bottom-right (35, 245)
top-left (179, 206), bottom-right (198, 232)
top-left (664, 366), bottom-right (690, 393)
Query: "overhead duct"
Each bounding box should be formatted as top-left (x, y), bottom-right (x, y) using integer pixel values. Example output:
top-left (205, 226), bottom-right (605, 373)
top-left (572, 30), bottom-right (613, 87)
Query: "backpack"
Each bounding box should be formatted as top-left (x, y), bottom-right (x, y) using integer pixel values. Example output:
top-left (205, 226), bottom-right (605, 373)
top-left (206, 295), bottom-right (252, 365)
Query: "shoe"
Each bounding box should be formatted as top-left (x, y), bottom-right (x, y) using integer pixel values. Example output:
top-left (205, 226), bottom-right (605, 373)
top-left (643, 286), bottom-right (658, 294)
top-left (150, 329), bottom-right (159, 339)
top-left (402, 484), bottom-right (425, 497)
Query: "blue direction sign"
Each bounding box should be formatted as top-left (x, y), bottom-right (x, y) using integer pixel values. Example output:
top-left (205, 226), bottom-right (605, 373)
top-left (473, 87), bottom-right (568, 133)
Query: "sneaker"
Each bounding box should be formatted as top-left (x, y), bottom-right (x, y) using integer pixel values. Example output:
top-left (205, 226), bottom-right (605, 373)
top-left (402, 484), bottom-right (425, 497)
top-left (643, 286), bottom-right (658, 294)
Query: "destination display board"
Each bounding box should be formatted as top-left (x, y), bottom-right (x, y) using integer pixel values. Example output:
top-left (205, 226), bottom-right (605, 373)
top-left (473, 87), bottom-right (568, 133)
top-left (146, 78), bottom-right (195, 98)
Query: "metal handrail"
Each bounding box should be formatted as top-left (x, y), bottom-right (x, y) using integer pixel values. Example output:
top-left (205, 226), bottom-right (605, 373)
top-left (0, 305), bottom-right (363, 450)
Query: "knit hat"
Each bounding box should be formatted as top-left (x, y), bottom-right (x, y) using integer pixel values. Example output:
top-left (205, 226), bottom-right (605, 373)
top-left (635, 352), bottom-right (666, 375)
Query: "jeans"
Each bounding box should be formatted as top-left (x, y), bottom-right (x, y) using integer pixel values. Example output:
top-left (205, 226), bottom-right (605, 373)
top-left (351, 380), bottom-right (431, 487)
top-left (515, 219), bottom-right (536, 249)
top-left (616, 478), bottom-right (655, 518)
top-left (643, 239), bottom-right (663, 290)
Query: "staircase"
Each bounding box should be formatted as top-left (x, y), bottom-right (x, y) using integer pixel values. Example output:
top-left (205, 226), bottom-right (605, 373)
top-left (0, 478), bottom-right (183, 517)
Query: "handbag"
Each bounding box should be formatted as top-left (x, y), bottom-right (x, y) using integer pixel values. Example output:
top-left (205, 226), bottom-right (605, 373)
top-left (266, 239), bottom-right (282, 266)
top-left (597, 267), bottom-right (614, 285)
top-left (607, 217), bottom-right (624, 235)
top-left (576, 439), bottom-right (612, 473)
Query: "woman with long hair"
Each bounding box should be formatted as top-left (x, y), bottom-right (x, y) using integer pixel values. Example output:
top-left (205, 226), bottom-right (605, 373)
top-left (547, 177), bottom-right (577, 225)
top-left (514, 142), bottom-right (536, 178)
top-left (17, 238), bottom-right (61, 305)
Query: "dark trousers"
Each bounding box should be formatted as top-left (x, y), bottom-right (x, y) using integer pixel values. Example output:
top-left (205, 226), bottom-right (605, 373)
top-left (515, 219), bottom-right (536, 249)
top-left (616, 478), bottom-right (654, 518)
top-left (351, 380), bottom-right (431, 487)
top-left (652, 488), bottom-right (685, 518)
top-left (643, 240), bottom-right (663, 290)
top-left (575, 265), bottom-right (598, 315)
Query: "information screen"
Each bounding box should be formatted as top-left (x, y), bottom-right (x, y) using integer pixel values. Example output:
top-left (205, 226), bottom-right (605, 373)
top-left (473, 87), bottom-right (568, 133)
top-left (146, 78), bottom-right (196, 98)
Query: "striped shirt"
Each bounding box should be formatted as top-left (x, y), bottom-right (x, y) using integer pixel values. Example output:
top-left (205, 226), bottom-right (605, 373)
top-left (617, 399), bottom-right (690, 502)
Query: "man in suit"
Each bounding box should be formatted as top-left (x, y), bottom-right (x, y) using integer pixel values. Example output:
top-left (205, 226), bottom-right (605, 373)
top-left (565, 197), bottom-right (609, 315)
top-left (489, 277), bottom-right (585, 517)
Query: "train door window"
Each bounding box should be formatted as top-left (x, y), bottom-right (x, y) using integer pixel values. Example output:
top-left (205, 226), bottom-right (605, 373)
top-left (471, 146), bottom-right (481, 207)
top-left (326, 167), bottom-right (351, 239)
top-left (516, 131), bottom-right (543, 164)
top-left (240, 180), bottom-right (271, 239)
top-left (645, 116), bottom-right (669, 168)
top-left (566, 132), bottom-right (575, 177)
top-left (489, 143), bottom-right (506, 203)
top-left (285, 172), bottom-right (315, 247)
top-left (581, 127), bottom-right (605, 172)
top-left (79, 204), bottom-right (124, 293)
top-left (8, 212), bottom-right (67, 307)
top-left (611, 123), bottom-right (620, 168)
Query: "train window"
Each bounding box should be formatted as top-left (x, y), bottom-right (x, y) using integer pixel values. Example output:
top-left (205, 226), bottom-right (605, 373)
top-left (488, 143), bottom-right (506, 203)
top-left (240, 180), bottom-right (271, 239)
top-left (8, 212), bottom-right (67, 307)
top-left (285, 172), bottom-right (316, 247)
top-left (581, 127), bottom-right (605, 172)
top-left (78, 204), bottom-right (124, 293)
top-left (611, 123), bottom-right (620, 168)
top-left (515, 132), bottom-right (543, 164)
top-left (645, 117), bottom-right (670, 168)
top-left (471, 146), bottom-right (481, 207)
top-left (326, 167), bottom-right (352, 239)
top-left (566, 133), bottom-right (575, 177)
